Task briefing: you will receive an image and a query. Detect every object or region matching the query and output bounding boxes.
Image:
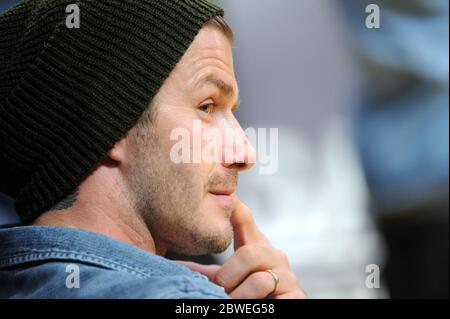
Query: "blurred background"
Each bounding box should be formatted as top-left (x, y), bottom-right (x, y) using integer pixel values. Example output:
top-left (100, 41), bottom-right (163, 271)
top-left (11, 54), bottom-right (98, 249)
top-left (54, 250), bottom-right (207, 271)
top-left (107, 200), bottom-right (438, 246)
top-left (1, 0), bottom-right (448, 298)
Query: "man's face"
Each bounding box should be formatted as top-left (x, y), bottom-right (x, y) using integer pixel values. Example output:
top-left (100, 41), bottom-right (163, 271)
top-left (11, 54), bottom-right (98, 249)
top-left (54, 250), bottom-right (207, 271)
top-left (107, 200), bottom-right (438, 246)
top-left (123, 24), bottom-right (256, 255)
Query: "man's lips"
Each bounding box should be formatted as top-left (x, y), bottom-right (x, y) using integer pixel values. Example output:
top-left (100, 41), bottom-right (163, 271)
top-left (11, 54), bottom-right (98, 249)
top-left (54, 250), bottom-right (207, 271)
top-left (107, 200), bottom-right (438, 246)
top-left (208, 189), bottom-right (235, 196)
top-left (208, 189), bottom-right (236, 209)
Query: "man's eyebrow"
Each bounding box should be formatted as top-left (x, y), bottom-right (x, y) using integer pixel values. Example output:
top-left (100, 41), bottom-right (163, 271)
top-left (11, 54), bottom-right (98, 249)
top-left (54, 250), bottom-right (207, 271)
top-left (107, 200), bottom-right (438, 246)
top-left (199, 74), bottom-right (240, 112)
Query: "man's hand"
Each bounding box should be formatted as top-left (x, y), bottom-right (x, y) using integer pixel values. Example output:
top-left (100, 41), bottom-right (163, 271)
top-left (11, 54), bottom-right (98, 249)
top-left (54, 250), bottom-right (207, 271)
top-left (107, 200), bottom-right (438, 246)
top-left (178, 197), bottom-right (306, 299)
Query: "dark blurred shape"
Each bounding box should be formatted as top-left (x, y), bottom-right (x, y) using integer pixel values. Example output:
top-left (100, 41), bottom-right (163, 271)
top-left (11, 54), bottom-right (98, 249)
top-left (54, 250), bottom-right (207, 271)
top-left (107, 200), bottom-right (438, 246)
top-left (342, 0), bottom-right (449, 298)
top-left (379, 201), bottom-right (449, 298)
top-left (0, 193), bottom-right (18, 225)
top-left (165, 252), bottom-right (216, 265)
top-left (0, 0), bottom-right (20, 226)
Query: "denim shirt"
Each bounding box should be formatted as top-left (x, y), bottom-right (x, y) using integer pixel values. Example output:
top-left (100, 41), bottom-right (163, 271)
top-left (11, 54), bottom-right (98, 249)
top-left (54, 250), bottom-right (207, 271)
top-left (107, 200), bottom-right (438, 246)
top-left (0, 226), bottom-right (229, 299)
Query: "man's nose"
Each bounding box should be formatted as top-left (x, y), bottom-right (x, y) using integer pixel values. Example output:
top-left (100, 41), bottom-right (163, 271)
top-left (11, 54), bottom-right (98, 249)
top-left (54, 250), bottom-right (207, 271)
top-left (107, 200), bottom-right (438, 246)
top-left (221, 121), bottom-right (256, 172)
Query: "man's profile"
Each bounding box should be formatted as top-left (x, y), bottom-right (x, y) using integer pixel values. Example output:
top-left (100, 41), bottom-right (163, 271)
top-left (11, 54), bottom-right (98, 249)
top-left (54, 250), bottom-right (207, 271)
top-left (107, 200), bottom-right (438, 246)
top-left (0, 0), bottom-right (304, 299)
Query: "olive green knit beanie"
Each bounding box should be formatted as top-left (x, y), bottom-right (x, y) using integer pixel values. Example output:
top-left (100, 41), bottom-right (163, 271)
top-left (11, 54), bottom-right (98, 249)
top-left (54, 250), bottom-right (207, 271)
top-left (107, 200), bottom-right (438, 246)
top-left (0, 0), bottom-right (224, 224)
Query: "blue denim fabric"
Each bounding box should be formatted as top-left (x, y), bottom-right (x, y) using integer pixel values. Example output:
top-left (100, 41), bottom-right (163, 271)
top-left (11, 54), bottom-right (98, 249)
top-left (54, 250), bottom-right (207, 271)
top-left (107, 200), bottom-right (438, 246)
top-left (0, 226), bottom-right (229, 299)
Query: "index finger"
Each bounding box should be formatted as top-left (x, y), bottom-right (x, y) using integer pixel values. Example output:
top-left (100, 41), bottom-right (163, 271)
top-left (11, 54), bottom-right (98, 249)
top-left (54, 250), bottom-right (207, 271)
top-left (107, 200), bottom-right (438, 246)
top-left (231, 197), bottom-right (270, 250)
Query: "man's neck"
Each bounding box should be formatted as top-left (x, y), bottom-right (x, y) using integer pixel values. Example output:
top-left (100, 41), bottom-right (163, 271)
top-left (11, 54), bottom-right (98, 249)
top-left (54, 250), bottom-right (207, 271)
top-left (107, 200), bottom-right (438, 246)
top-left (32, 166), bottom-right (164, 255)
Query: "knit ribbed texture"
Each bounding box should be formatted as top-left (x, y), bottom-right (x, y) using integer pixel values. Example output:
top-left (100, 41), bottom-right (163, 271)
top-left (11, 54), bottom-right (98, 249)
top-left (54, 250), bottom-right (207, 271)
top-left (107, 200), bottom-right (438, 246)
top-left (0, 0), bottom-right (224, 224)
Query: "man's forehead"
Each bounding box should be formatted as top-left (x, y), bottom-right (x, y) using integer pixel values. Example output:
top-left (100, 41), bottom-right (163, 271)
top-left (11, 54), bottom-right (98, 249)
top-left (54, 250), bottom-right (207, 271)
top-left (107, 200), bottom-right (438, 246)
top-left (176, 25), bottom-right (236, 90)
top-left (185, 24), bottom-right (233, 60)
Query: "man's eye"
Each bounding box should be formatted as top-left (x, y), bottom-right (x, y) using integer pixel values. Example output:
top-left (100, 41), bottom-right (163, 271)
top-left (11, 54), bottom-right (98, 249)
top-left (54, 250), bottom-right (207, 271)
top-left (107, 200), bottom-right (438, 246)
top-left (199, 103), bottom-right (214, 114)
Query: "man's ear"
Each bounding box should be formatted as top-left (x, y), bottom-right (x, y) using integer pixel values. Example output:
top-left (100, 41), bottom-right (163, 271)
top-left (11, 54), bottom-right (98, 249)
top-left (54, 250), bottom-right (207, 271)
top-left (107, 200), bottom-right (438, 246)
top-left (107, 137), bottom-right (129, 163)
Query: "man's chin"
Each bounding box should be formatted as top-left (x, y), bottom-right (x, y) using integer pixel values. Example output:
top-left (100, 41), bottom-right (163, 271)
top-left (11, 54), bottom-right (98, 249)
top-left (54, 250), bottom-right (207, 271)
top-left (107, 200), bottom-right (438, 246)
top-left (174, 228), bottom-right (233, 256)
top-left (194, 210), bottom-right (234, 253)
top-left (206, 233), bottom-right (233, 254)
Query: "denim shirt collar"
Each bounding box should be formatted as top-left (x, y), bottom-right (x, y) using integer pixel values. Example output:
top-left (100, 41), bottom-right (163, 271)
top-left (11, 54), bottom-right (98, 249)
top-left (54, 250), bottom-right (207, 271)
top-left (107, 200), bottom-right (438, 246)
top-left (0, 226), bottom-right (203, 280)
